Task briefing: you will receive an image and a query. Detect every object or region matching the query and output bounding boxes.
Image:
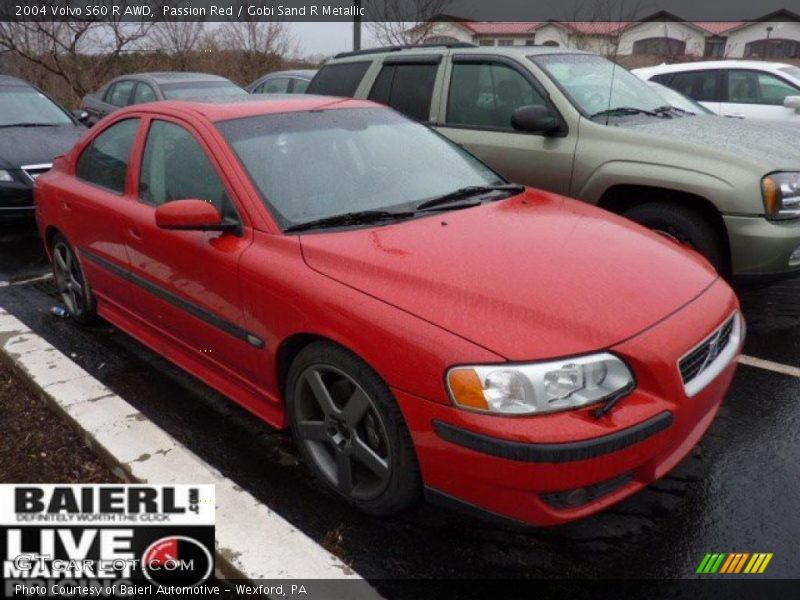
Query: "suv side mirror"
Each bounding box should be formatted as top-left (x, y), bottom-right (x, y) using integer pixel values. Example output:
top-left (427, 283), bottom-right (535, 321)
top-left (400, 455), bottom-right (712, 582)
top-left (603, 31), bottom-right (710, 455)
top-left (71, 109), bottom-right (89, 123)
top-left (511, 105), bottom-right (560, 135)
top-left (784, 96), bottom-right (800, 111)
top-left (155, 199), bottom-right (238, 233)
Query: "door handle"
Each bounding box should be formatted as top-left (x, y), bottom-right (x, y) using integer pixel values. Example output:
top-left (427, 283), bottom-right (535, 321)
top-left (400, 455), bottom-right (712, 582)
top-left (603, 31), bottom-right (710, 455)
top-left (63, 201), bottom-right (72, 211)
top-left (128, 228), bottom-right (143, 240)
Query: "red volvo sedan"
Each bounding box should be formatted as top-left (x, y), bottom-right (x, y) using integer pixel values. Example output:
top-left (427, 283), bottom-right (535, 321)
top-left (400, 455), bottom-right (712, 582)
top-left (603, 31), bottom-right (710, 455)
top-left (35, 97), bottom-right (742, 526)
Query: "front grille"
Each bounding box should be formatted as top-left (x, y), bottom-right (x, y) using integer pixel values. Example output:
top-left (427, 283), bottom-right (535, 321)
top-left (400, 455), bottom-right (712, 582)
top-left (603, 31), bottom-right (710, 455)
top-left (679, 315), bottom-right (736, 386)
top-left (21, 163), bottom-right (52, 182)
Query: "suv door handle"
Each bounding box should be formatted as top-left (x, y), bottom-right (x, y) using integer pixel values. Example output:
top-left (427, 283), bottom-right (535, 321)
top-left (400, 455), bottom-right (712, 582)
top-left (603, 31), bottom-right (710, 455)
top-left (128, 228), bottom-right (143, 240)
top-left (63, 201), bottom-right (72, 211)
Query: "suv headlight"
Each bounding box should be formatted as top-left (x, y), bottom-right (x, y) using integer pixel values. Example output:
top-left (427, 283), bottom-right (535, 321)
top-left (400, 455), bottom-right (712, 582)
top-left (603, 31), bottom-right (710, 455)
top-left (447, 353), bottom-right (635, 416)
top-left (762, 172), bottom-right (800, 220)
top-left (0, 170), bottom-right (14, 183)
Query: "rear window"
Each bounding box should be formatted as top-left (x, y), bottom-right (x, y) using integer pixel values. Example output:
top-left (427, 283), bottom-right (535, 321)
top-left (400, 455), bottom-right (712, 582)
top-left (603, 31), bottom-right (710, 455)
top-left (307, 62), bottom-right (371, 97)
top-left (160, 81), bottom-right (246, 100)
top-left (367, 63), bottom-right (438, 121)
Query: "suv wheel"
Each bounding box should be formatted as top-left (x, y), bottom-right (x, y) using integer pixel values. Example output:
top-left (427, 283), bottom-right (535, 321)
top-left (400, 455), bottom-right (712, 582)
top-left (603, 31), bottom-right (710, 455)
top-left (286, 342), bottom-right (421, 515)
top-left (623, 202), bottom-right (725, 272)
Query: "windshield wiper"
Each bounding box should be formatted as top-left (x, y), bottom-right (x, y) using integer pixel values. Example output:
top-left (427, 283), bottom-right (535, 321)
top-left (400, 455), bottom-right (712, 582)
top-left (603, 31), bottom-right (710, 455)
top-left (654, 105), bottom-right (693, 116)
top-left (415, 184), bottom-right (524, 211)
top-left (0, 122), bottom-right (60, 128)
top-left (284, 209), bottom-right (416, 233)
top-left (590, 106), bottom-right (659, 119)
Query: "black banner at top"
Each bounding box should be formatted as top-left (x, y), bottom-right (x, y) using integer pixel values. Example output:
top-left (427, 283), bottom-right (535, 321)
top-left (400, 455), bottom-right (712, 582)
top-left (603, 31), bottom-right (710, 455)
top-left (1, 0), bottom-right (800, 23)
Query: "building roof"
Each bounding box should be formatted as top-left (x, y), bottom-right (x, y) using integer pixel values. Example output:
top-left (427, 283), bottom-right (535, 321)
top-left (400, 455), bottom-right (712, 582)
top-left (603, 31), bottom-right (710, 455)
top-left (452, 19), bottom-right (779, 38)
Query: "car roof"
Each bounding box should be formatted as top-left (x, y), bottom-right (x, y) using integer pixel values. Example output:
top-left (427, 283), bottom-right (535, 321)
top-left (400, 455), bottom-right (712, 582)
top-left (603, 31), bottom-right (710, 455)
top-left (329, 45), bottom-right (591, 62)
top-left (119, 94), bottom-right (379, 122)
top-left (259, 69), bottom-right (317, 79)
top-left (0, 75), bottom-right (32, 87)
top-left (111, 72), bottom-right (234, 85)
top-left (634, 60), bottom-right (794, 75)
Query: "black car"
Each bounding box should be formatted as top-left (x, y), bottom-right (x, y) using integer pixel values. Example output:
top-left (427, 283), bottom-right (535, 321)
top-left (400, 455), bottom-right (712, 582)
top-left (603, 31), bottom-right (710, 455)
top-left (0, 76), bottom-right (86, 219)
top-left (80, 72), bottom-right (246, 125)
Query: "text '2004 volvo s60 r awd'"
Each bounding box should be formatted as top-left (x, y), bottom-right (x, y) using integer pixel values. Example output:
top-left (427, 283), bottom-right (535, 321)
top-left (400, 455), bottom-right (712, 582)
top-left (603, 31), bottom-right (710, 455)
top-left (35, 96), bottom-right (743, 526)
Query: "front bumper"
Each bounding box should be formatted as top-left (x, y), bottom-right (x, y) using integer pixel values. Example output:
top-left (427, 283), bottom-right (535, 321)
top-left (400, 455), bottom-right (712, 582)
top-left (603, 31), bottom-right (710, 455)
top-left (0, 181), bottom-right (35, 218)
top-left (725, 214), bottom-right (800, 283)
top-left (395, 278), bottom-right (740, 527)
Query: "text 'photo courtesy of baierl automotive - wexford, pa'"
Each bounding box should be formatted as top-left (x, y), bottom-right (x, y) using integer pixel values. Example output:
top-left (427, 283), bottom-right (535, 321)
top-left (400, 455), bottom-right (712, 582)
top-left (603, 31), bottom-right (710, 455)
top-left (1, 1), bottom-right (800, 600)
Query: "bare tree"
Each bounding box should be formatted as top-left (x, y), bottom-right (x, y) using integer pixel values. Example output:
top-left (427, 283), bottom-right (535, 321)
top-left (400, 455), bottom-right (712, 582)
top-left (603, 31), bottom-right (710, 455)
top-left (220, 20), bottom-right (296, 84)
top-left (0, 2), bottom-right (155, 100)
top-left (556, 0), bottom-right (651, 58)
top-left (367, 0), bottom-right (455, 46)
top-left (147, 21), bottom-right (206, 69)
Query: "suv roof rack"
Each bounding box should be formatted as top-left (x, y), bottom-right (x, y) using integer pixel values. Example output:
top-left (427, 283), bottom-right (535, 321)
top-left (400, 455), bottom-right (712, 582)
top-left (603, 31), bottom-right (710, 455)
top-left (334, 42), bottom-right (477, 59)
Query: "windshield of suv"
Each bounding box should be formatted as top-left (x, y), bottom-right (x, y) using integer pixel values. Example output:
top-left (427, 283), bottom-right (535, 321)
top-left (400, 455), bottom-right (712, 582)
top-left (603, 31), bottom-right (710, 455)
top-left (0, 85), bottom-right (73, 127)
top-left (532, 54), bottom-right (668, 118)
top-left (161, 81), bottom-right (246, 100)
top-left (217, 107), bottom-right (504, 230)
top-left (647, 81), bottom-right (713, 114)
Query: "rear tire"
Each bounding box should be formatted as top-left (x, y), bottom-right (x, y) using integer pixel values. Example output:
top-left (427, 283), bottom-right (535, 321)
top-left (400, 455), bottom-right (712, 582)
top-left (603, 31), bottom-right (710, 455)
top-left (623, 202), bottom-right (726, 272)
top-left (286, 342), bottom-right (421, 516)
top-left (50, 233), bottom-right (96, 324)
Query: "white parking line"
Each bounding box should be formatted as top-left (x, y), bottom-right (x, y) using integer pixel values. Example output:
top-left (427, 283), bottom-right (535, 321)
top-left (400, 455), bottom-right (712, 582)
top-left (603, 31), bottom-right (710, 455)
top-left (0, 273), bottom-right (52, 288)
top-left (7, 272), bottom-right (53, 286)
top-left (0, 307), bottom-right (381, 595)
top-left (739, 355), bottom-right (800, 379)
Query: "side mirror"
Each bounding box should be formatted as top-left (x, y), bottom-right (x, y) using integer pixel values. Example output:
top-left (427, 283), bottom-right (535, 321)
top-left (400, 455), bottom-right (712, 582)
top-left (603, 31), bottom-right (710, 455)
top-left (71, 109), bottom-right (89, 122)
top-left (511, 105), bottom-right (560, 135)
top-left (155, 199), bottom-right (237, 233)
top-left (784, 95), bottom-right (800, 111)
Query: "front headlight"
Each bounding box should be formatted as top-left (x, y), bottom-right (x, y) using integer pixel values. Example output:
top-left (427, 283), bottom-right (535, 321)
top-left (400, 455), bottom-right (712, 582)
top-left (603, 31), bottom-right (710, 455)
top-left (762, 172), bottom-right (800, 220)
top-left (0, 170), bottom-right (14, 183)
top-left (447, 353), bottom-right (634, 416)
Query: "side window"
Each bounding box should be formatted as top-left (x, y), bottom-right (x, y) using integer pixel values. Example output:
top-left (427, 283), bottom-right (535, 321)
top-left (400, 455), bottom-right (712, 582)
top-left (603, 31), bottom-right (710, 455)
top-left (258, 77), bottom-right (292, 94)
top-left (367, 63), bottom-right (438, 121)
top-left (291, 78), bottom-right (310, 93)
top-left (446, 62), bottom-right (544, 130)
top-left (727, 70), bottom-right (760, 103)
top-left (139, 121), bottom-right (234, 218)
top-left (107, 80), bottom-right (135, 107)
top-left (132, 83), bottom-right (156, 104)
top-left (668, 70), bottom-right (718, 102)
top-left (76, 118), bottom-right (140, 194)
top-left (306, 62), bottom-right (371, 97)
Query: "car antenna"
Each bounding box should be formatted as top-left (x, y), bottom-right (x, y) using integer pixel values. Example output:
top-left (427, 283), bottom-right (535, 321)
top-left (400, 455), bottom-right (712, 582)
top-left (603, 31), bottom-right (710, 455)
top-left (603, 1), bottom-right (627, 126)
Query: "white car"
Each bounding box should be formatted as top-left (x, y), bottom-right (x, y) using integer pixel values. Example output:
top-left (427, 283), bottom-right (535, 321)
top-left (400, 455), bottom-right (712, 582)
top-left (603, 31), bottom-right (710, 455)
top-left (634, 61), bottom-right (800, 122)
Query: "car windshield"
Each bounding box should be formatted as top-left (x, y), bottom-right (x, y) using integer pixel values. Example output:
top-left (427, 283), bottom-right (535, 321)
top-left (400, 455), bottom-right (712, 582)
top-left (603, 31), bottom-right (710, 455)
top-left (647, 81), bottom-right (712, 114)
top-left (0, 85), bottom-right (73, 126)
top-left (778, 66), bottom-right (800, 82)
top-left (533, 54), bottom-right (668, 118)
top-left (161, 81), bottom-right (246, 100)
top-left (217, 107), bottom-right (504, 230)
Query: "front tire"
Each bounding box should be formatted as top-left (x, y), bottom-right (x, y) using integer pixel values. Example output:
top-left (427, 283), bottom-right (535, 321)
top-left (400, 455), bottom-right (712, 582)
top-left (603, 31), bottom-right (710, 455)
top-left (623, 202), bottom-right (726, 273)
top-left (51, 233), bottom-right (96, 324)
top-left (286, 342), bottom-right (421, 515)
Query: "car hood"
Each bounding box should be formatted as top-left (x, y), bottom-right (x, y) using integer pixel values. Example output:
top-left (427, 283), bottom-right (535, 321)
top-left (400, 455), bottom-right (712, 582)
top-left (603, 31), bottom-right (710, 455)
top-left (300, 190), bottom-right (718, 360)
top-left (615, 115), bottom-right (800, 169)
top-left (0, 124), bottom-right (85, 170)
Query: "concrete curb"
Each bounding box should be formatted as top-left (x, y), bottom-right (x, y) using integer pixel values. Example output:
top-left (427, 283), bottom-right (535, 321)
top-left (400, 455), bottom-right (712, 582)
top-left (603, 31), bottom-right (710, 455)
top-left (0, 307), bottom-right (382, 597)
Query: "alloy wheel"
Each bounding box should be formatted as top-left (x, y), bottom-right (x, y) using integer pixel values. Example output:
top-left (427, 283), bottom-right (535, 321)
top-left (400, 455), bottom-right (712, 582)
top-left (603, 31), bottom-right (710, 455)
top-left (52, 242), bottom-right (86, 316)
top-left (293, 365), bottom-right (391, 500)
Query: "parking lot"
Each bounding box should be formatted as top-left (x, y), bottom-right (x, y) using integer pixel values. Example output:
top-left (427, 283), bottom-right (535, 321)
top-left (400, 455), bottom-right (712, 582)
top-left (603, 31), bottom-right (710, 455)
top-left (1, 220), bottom-right (798, 590)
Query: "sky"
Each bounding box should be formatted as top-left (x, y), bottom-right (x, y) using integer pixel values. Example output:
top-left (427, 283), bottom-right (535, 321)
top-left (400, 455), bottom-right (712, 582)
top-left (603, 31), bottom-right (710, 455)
top-left (289, 22), bottom-right (379, 57)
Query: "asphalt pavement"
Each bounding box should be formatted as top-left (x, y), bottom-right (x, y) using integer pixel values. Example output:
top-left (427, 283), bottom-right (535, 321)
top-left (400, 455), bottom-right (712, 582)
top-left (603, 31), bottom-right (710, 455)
top-left (1, 221), bottom-right (798, 593)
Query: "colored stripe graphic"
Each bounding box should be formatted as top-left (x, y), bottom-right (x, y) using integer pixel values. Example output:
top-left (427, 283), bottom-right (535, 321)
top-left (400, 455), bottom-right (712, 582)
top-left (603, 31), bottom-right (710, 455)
top-left (699, 552), bottom-right (773, 574)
